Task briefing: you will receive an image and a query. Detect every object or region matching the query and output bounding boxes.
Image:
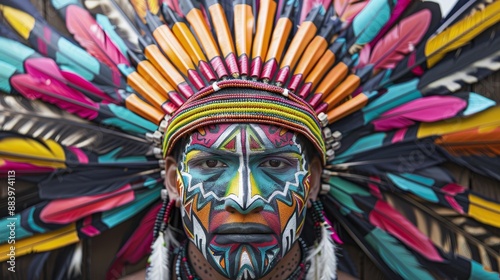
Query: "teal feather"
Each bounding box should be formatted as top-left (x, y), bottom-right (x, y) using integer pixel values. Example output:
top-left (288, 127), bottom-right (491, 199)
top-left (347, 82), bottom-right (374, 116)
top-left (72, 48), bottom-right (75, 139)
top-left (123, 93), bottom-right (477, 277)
top-left (365, 228), bottom-right (434, 279)
top-left (96, 14), bottom-right (130, 58)
top-left (328, 177), bottom-right (370, 213)
top-left (0, 61), bottom-right (17, 93)
top-left (0, 37), bottom-right (36, 73)
top-left (469, 260), bottom-right (499, 280)
top-left (352, 0), bottom-right (397, 45)
top-left (102, 104), bottom-right (157, 134)
top-left (387, 173), bottom-right (439, 202)
top-left (363, 78), bottom-right (421, 124)
top-left (333, 133), bottom-right (385, 164)
top-left (100, 185), bottom-right (160, 228)
top-left (462, 93), bottom-right (496, 116)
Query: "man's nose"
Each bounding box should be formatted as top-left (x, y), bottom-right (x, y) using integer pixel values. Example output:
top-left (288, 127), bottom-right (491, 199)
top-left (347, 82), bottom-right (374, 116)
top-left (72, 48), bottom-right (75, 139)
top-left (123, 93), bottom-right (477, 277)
top-left (224, 198), bottom-right (265, 215)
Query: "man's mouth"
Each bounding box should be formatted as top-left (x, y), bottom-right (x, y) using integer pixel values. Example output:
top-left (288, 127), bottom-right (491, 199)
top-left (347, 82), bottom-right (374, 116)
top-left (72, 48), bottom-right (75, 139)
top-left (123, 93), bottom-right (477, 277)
top-left (213, 223), bottom-right (275, 244)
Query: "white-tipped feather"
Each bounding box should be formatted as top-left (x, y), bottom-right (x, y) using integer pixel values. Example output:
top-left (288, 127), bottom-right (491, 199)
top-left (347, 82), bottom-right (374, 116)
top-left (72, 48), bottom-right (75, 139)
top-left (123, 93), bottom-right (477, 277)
top-left (146, 232), bottom-right (168, 280)
top-left (68, 242), bottom-right (83, 278)
top-left (306, 224), bottom-right (337, 280)
top-left (146, 228), bottom-right (179, 280)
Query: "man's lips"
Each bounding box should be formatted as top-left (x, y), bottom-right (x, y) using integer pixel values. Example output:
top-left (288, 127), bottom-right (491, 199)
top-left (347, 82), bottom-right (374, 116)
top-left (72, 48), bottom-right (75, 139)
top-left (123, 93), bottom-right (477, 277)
top-left (213, 223), bottom-right (276, 244)
top-left (214, 223), bottom-right (274, 234)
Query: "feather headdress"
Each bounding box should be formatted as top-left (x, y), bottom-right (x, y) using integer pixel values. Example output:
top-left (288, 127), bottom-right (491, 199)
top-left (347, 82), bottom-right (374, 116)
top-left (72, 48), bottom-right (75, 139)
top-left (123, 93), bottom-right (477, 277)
top-left (1, 0), bottom-right (500, 279)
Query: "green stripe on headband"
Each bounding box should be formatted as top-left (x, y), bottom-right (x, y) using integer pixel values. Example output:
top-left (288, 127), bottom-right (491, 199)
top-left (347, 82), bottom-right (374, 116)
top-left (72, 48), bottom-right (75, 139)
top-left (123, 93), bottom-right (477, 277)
top-left (163, 81), bottom-right (326, 164)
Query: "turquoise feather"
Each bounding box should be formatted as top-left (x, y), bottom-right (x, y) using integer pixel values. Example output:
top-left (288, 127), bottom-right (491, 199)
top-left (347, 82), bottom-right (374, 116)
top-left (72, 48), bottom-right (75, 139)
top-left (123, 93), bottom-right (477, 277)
top-left (365, 228), bottom-right (434, 279)
top-left (0, 37), bottom-right (36, 73)
top-left (352, 0), bottom-right (397, 45)
top-left (328, 177), bottom-right (371, 213)
top-left (387, 173), bottom-right (439, 202)
top-left (363, 78), bottom-right (421, 123)
top-left (463, 93), bottom-right (496, 116)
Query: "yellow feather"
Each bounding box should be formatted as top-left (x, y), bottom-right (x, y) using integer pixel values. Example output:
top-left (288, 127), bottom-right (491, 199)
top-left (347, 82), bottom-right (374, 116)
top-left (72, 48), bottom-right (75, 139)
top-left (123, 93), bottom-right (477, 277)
top-left (417, 106), bottom-right (500, 139)
top-left (0, 224), bottom-right (79, 261)
top-left (0, 5), bottom-right (35, 40)
top-left (0, 136), bottom-right (66, 169)
top-left (469, 195), bottom-right (500, 227)
top-left (425, 1), bottom-right (500, 67)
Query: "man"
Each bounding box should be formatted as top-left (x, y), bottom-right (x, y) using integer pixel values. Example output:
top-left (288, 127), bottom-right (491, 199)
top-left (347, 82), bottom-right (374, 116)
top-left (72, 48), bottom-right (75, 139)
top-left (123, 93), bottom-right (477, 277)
top-left (150, 83), bottom-right (337, 280)
top-left (163, 123), bottom-right (323, 279)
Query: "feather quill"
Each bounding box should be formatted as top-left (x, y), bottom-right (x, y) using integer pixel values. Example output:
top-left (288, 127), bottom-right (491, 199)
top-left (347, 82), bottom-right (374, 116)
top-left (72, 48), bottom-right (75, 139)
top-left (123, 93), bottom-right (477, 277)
top-left (146, 231), bottom-right (169, 280)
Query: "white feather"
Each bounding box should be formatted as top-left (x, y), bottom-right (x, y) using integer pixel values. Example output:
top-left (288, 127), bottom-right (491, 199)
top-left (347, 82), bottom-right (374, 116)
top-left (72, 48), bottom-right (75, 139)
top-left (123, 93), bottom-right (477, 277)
top-left (68, 242), bottom-right (83, 278)
top-left (146, 228), bottom-right (180, 280)
top-left (306, 224), bottom-right (337, 280)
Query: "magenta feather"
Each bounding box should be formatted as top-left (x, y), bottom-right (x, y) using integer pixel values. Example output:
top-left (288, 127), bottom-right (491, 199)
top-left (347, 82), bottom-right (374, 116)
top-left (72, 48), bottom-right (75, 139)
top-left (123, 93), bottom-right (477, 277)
top-left (299, 0), bottom-right (332, 23)
top-left (371, 96), bottom-right (467, 131)
top-left (107, 203), bottom-right (160, 279)
top-left (369, 0), bottom-right (413, 47)
top-left (23, 58), bottom-right (116, 103)
top-left (12, 59), bottom-right (100, 120)
top-left (369, 200), bottom-right (444, 262)
top-left (361, 9), bottom-right (432, 70)
top-left (65, 4), bottom-right (130, 70)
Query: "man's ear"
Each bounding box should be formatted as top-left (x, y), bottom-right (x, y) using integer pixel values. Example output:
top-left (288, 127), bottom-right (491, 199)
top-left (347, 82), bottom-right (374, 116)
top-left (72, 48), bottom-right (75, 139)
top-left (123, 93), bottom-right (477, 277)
top-left (164, 156), bottom-right (180, 206)
top-left (307, 156), bottom-right (322, 206)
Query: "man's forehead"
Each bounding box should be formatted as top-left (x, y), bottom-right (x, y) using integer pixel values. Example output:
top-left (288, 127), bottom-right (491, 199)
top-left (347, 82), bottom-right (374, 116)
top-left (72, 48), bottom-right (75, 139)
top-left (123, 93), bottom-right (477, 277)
top-left (184, 123), bottom-right (302, 152)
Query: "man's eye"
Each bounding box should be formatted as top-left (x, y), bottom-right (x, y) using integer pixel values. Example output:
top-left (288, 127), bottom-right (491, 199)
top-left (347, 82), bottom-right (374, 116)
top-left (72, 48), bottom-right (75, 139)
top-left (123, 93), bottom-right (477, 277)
top-left (260, 159), bottom-right (288, 168)
top-left (202, 160), bottom-right (227, 168)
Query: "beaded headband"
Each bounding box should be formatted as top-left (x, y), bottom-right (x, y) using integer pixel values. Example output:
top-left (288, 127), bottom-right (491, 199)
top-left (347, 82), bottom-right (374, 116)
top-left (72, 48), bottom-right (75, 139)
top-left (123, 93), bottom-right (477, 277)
top-left (162, 80), bottom-right (327, 164)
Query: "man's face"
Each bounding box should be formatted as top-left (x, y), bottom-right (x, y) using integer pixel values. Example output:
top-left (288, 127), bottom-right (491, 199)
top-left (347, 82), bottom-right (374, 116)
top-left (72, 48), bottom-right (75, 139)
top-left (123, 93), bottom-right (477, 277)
top-left (176, 123), bottom-right (312, 279)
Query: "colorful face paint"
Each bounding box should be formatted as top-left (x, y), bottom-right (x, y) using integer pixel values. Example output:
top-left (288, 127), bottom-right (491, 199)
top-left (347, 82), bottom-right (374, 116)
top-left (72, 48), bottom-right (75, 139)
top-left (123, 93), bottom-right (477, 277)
top-left (177, 123), bottom-right (312, 280)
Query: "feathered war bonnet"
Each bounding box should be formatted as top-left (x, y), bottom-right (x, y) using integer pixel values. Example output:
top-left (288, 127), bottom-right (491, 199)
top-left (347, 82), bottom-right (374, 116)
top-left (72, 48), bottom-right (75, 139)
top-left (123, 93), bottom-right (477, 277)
top-left (1, 0), bottom-right (500, 279)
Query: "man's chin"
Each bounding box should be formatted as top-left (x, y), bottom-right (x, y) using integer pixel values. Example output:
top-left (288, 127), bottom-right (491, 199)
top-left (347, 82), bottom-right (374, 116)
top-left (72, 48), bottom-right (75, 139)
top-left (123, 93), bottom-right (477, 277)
top-left (207, 242), bottom-right (282, 280)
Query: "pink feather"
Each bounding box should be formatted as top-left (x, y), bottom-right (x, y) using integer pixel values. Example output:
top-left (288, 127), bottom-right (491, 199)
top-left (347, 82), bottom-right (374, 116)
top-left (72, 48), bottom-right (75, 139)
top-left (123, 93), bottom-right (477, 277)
top-left (300, 0), bottom-right (332, 23)
top-left (371, 96), bottom-right (467, 131)
top-left (107, 203), bottom-right (161, 279)
top-left (369, 200), bottom-right (444, 262)
top-left (334, 0), bottom-right (368, 21)
top-left (370, 9), bottom-right (431, 70)
top-left (40, 184), bottom-right (135, 224)
top-left (369, 0), bottom-right (413, 47)
top-left (65, 5), bottom-right (129, 70)
top-left (12, 60), bottom-right (100, 120)
top-left (23, 58), bottom-right (116, 103)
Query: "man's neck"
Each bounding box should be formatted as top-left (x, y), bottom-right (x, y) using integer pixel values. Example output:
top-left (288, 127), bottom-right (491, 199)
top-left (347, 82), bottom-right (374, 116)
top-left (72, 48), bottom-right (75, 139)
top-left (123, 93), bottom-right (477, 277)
top-left (186, 242), bottom-right (303, 280)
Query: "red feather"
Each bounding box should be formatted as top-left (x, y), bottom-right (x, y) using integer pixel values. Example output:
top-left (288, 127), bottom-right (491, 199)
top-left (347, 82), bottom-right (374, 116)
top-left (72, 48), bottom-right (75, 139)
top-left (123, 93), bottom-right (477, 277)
top-left (107, 203), bottom-right (161, 279)
top-left (369, 200), bottom-right (444, 262)
top-left (369, 9), bottom-right (431, 70)
top-left (65, 5), bottom-right (130, 71)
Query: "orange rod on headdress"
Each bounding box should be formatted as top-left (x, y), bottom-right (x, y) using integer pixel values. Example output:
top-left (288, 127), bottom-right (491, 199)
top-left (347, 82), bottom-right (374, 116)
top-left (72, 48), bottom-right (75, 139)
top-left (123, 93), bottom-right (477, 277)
top-left (161, 4), bottom-right (217, 83)
top-left (324, 92), bottom-right (369, 124)
top-left (319, 74), bottom-right (361, 112)
top-left (233, 0), bottom-right (254, 77)
top-left (129, 51), bottom-right (184, 107)
top-left (306, 61), bottom-right (349, 107)
top-left (145, 12), bottom-right (205, 90)
top-left (250, 0), bottom-right (277, 79)
top-left (297, 47), bottom-right (337, 99)
top-left (260, 2), bottom-right (295, 82)
top-left (288, 14), bottom-right (340, 91)
top-left (124, 94), bottom-right (165, 124)
top-left (207, 0), bottom-right (239, 77)
top-left (274, 5), bottom-right (326, 86)
top-left (139, 37), bottom-right (194, 99)
top-left (180, 0), bottom-right (228, 79)
top-left (120, 64), bottom-right (177, 114)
